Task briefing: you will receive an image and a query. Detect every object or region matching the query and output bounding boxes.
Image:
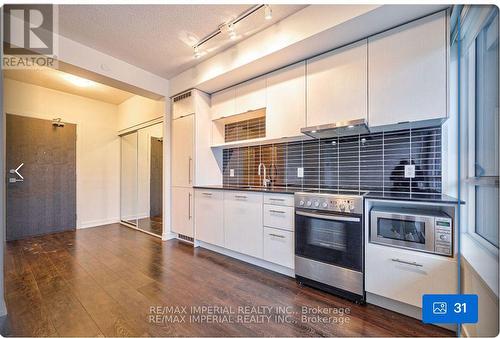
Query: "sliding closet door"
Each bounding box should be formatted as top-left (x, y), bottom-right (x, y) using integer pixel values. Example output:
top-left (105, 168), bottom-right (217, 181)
top-left (137, 123), bottom-right (163, 236)
top-left (120, 132), bottom-right (138, 226)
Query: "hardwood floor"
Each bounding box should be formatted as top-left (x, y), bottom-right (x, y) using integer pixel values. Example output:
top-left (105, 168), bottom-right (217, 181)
top-left (3, 224), bottom-right (453, 337)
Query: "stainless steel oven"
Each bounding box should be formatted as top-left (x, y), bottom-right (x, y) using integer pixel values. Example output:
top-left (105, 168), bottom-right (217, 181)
top-left (295, 192), bottom-right (364, 303)
top-left (370, 207), bottom-right (453, 256)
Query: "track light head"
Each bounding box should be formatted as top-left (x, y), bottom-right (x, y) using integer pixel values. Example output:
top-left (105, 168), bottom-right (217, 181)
top-left (264, 5), bottom-right (272, 20)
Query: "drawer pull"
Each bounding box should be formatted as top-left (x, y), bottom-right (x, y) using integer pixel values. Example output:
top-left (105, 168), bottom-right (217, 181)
top-left (269, 210), bottom-right (286, 214)
top-left (269, 233), bottom-right (286, 239)
top-left (234, 195), bottom-right (247, 199)
top-left (391, 258), bottom-right (423, 267)
top-left (269, 198), bottom-right (285, 202)
top-left (202, 192), bottom-right (213, 196)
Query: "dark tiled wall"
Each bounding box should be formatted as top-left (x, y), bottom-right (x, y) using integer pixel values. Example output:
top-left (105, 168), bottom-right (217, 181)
top-left (222, 127), bottom-right (442, 195)
top-left (225, 116), bottom-right (266, 143)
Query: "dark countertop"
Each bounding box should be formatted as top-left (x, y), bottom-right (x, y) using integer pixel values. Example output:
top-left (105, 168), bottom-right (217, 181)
top-left (364, 192), bottom-right (464, 204)
top-left (194, 185), bottom-right (464, 204)
top-left (193, 185), bottom-right (298, 194)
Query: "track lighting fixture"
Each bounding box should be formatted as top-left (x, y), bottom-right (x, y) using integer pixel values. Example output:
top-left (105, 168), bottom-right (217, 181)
top-left (264, 5), bottom-right (272, 20)
top-left (193, 46), bottom-right (201, 59)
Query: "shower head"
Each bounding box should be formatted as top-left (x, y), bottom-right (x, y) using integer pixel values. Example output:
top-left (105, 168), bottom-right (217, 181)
top-left (52, 118), bottom-right (65, 128)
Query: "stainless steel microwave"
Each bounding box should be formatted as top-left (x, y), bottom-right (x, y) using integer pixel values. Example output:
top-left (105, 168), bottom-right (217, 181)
top-left (370, 207), bottom-right (453, 257)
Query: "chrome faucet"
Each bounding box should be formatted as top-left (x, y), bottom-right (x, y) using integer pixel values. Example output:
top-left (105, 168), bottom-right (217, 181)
top-left (258, 163), bottom-right (271, 187)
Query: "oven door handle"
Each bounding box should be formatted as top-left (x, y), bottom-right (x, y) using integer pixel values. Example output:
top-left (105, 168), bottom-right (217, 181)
top-left (295, 210), bottom-right (360, 223)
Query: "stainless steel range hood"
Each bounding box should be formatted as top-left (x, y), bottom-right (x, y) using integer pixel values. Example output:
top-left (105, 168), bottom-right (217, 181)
top-left (301, 118), bottom-right (370, 139)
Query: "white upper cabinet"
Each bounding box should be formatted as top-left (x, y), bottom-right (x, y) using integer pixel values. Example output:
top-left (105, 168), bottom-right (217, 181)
top-left (306, 39), bottom-right (368, 127)
top-left (211, 87), bottom-right (235, 120)
top-left (368, 11), bottom-right (448, 127)
top-left (235, 76), bottom-right (266, 114)
top-left (266, 62), bottom-right (306, 139)
top-left (172, 92), bottom-right (194, 120)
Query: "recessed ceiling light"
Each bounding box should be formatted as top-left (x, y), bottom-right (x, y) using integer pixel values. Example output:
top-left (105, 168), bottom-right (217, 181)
top-left (311, 130), bottom-right (317, 133)
top-left (264, 5), bottom-right (272, 20)
top-left (62, 73), bottom-right (94, 87)
top-left (347, 125), bottom-right (354, 128)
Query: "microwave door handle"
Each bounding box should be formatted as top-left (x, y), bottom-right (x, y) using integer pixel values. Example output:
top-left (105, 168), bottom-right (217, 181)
top-left (295, 210), bottom-right (360, 223)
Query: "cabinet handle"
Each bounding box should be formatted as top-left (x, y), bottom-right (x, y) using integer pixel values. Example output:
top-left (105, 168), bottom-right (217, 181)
top-left (269, 198), bottom-right (285, 202)
top-left (202, 192), bottom-right (213, 196)
top-left (188, 193), bottom-right (192, 219)
top-left (188, 157), bottom-right (192, 184)
top-left (269, 210), bottom-right (285, 214)
top-left (234, 195), bottom-right (247, 199)
top-left (269, 233), bottom-right (286, 239)
top-left (391, 258), bottom-right (423, 267)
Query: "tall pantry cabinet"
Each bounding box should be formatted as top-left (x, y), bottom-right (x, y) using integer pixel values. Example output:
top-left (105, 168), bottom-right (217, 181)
top-left (171, 90), bottom-right (222, 239)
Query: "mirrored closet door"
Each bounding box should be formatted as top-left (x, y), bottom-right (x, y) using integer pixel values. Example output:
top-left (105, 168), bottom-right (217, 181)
top-left (120, 122), bottom-right (163, 236)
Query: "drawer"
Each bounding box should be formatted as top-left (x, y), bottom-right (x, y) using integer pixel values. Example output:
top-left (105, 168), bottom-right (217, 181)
top-left (263, 227), bottom-right (294, 269)
top-left (195, 189), bottom-right (223, 200)
top-left (365, 243), bottom-right (457, 308)
top-left (263, 204), bottom-right (294, 231)
top-left (264, 193), bottom-right (294, 207)
top-left (224, 190), bottom-right (263, 204)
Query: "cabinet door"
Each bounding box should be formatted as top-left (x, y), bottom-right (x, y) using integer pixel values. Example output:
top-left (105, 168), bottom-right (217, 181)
top-left (235, 76), bottom-right (266, 114)
top-left (266, 62), bottom-right (306, 139)
top-left (211, 87), bottom-right (235, 120)
top-left (365, 243), bottom-right (457, 308)
top-left (194, 189), bottom-right (224, 246)
top-left (368, 11), bottom-right (447, 127)
top-left (223, 191), bottom-right (263, 258)
top-left (171, 187), bottom-right (194, 237)
top-left (172, 114), bottom-right (194, 187)
top-left (263, 227), bottom-right (294, 269)
top-left (172, 93), bottom-right (194, 120)
top-left (306, 39), bottom-right (367, 126)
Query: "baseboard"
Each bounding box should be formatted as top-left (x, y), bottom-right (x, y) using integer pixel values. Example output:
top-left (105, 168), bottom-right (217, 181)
top-left (162, 232), bottom-right (178, 241)
top-left (77, 218), bottom-right (120, 229)
top-left (197, 240), bottom-right (295, 277)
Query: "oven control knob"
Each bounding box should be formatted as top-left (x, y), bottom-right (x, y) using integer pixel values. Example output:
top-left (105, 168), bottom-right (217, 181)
top-left (349, 204), bottom-right (355, 210)
top-left (299, 200), bottom-right (305, 206)
top-left (322, 202), bottom-right (328, 208)
top-left (314, 201), bottom-right (320, 207)
top-left (306, 201), bottom-right (312, 207)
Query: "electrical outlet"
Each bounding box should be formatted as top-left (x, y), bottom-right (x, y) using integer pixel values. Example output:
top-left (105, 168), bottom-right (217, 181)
top-left (404, 165), bottom-right (415, 178)
top-left (230, 169), bottom-right (235, 177)
top-left (297, 167), bottom-right (304, 178)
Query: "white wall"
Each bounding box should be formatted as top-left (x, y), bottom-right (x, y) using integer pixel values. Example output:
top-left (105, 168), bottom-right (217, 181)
top-left (3, 78), bottom-right (121, 228)
top-left (117, 95), bottom-right (164, 132)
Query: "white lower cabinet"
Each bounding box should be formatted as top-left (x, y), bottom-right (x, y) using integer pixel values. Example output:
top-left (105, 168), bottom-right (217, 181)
top-left (263, 227), bottom-right (294, 269)
top-left (171, 187), bottom-right (194, 237)
top-left (223, 191), bottom-right (264, 259)
top-left (365, 242), bottom-right (457, 308)
top-left (194, 189), bottom-right (224, 247)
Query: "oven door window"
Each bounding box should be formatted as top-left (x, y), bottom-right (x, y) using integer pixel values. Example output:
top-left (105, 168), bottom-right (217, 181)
top-left (377, 218), bottom-right (426, 244)
top-left (295, 212), bottom-right (362, 271)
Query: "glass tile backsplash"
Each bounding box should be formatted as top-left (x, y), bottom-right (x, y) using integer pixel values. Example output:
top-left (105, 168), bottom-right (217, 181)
top-left (222, 127), bottom-right (442, 195)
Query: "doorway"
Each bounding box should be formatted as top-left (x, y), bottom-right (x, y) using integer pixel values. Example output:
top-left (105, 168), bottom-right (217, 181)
top-left (120, 122), bottom-right (163, 237)
top-left (6, 114), bottom-right (77, 241)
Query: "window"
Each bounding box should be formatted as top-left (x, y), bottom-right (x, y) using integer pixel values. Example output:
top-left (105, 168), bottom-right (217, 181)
top-left (465, 9), bottom-right (499, 249)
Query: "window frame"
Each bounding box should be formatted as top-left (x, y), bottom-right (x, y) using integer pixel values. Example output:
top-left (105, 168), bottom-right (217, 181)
top-left (463, 14), bottom-right (500, 254)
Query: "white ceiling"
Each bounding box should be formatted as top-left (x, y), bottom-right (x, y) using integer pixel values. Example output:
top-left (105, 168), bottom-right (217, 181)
top-left (58, 5), bottom-right (306, 80)
top-left (4, 67), bottom-right (134, 105)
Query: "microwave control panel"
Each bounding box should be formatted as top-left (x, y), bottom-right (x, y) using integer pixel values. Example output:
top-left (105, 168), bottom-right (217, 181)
top-left (434, 217), bottom-right (453, 256)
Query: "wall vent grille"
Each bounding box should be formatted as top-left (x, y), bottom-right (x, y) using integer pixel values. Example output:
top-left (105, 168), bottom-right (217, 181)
top-left (173, 91), bottom-right (192, 102)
